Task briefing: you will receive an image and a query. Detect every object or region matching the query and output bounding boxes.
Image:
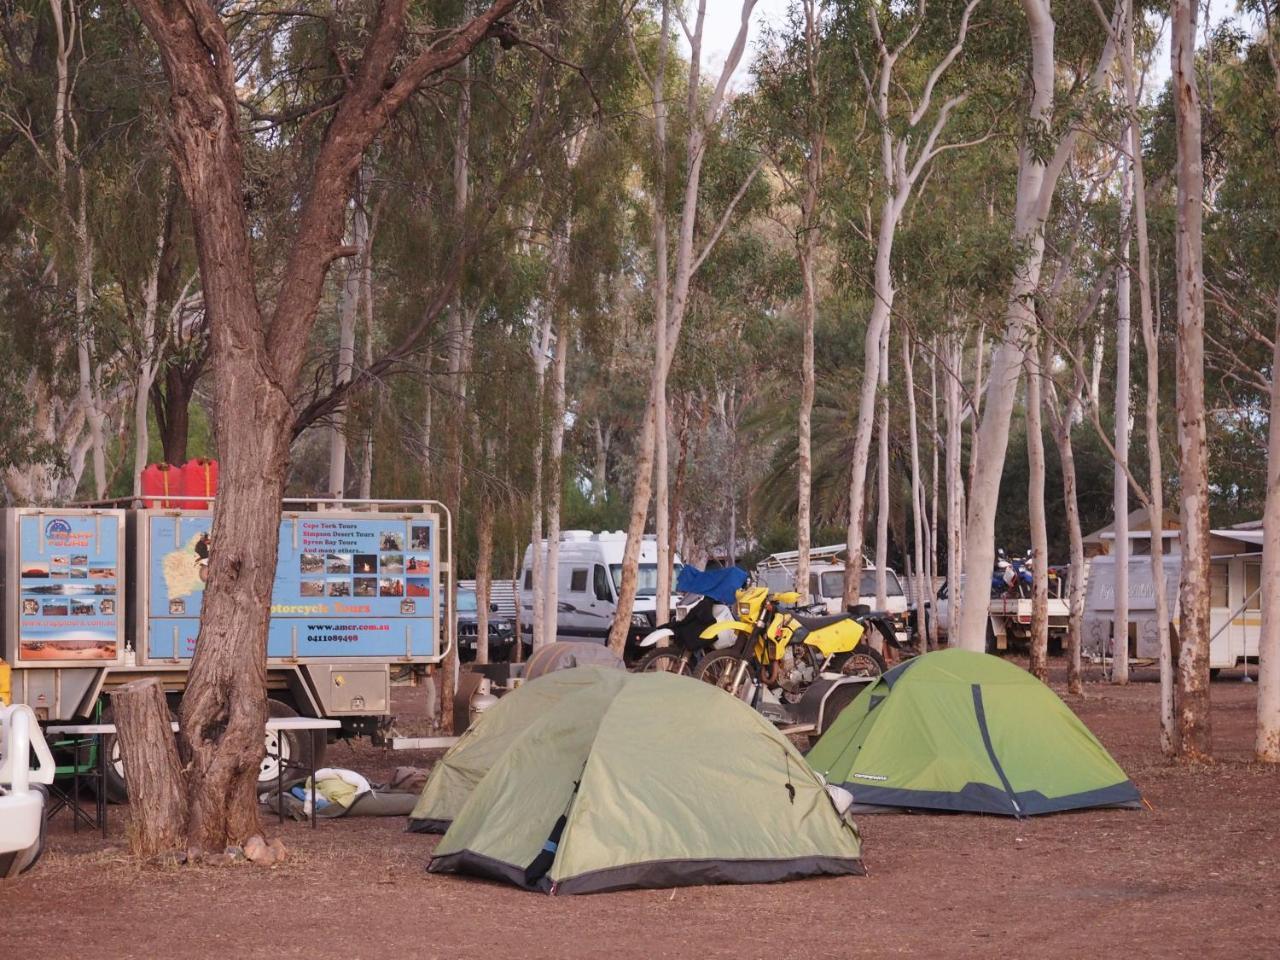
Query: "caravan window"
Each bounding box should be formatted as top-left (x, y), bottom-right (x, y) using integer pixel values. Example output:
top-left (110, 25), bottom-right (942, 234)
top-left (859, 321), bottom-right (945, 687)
top-left (570, 568), bottom-right (589, 593)
top-left (523, 568), bottom-right (532, 590)
top-left (1210, 563), bottom-right (1229, 607)
top-left (1245, 562), bottom-right (1261, 610)
top-left (593, 565), bottom-right (613, 602)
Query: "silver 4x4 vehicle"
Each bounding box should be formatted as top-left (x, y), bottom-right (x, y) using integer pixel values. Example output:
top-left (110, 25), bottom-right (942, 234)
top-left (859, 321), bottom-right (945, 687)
top-left (457, 587), bottom-right (519, 662)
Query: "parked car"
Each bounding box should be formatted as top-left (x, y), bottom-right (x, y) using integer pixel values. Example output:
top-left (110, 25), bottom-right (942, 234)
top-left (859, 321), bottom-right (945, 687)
top-left (457, 587), bottom-right (519, 662)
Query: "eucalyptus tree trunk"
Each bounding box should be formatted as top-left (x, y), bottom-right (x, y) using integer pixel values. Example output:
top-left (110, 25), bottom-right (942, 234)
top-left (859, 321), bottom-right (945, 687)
top-left (1113, 70), bottom-right (1134, 683)
top-left (1257, 285), bottom-right (1280, 761)
top-left (610, 0), bottom-right (761, 653)
top-left (927, 350), bottom-right (941, 650)
top-left (945, 335), bottom-right (965, 596)
top-left (541, 314), bottom-right (570, 641)
top-left (1172, 0), bottom-right (1212, 760)
top-left (795, 0), bottom-right (821, 596)
top-left (327, 168), bottom-right (370, 499)
top-left (842, 1), bottom-right (981, 606)
top-left (132, 189), bottom-right (174, 498)
top-left (874, 330), bottom-right (890, 612)
top-left (475, 498), bottom-right (495, 665)
top-left (1119, 13), bottom-right (1177, 752)
top-left (903, 339), bottom-right (927, 652)
top-left (1256, 22), bottom-right (1280, 763)
top-left (955, 0), bottom-right (1120, 649)
top-left (1025, 352), bottom-right (1049, 681)
top-left (129, 0), bottom-right (520, 851)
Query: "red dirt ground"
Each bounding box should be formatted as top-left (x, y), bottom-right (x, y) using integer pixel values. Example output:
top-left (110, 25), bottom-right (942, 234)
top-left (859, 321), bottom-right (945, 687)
top-left (3, 660), bottom-right (1279, 959)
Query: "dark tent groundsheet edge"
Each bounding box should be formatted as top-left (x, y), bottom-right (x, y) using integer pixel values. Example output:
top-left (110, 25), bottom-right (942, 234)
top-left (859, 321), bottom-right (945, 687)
top-left (840, 780), bottom-right (1143, 817)
top-left (428, 849), bottom-right (866, 895)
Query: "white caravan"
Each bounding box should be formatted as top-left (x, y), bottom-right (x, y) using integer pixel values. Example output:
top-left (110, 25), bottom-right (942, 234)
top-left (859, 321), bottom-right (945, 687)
top-left (1083, 525), bottom-right (1263, 674)
top-left (518, 531), bottom-right (682, 646)
top-left (755, 545), bottom-right (910, 641)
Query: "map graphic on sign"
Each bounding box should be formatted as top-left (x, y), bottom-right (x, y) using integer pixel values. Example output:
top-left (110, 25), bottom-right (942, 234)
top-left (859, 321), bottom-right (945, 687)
top-left (161, 532), bottom-right (208, 603)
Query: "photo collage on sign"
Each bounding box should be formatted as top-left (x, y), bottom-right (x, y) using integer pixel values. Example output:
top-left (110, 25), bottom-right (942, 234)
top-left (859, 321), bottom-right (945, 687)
top-left (18, 517), bottom-right (119, 661)
top-left (295, 524), bottom-right (430, 612)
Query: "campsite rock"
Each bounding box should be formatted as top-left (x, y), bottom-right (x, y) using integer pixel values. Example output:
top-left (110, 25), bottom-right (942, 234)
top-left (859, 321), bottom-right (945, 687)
top-left (266, 838), bottom-right (288, 863)
top-left (244, 835), bottom-right (276, 866)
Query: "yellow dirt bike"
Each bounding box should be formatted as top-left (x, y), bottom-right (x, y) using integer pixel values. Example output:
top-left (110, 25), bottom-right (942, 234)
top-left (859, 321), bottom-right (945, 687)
top-left (694, 592), bottom-right (893, 725)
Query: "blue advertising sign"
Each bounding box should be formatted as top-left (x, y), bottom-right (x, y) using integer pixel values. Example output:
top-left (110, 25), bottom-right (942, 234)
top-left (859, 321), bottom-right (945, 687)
top-left (16, 512), bottom-right (122, 662)
top-left (144, 512), bottom-right (438, 661)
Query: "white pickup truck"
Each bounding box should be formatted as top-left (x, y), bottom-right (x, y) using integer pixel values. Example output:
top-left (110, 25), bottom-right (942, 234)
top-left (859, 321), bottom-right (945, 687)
top-left (927, 577), bottom-right (1070, 652)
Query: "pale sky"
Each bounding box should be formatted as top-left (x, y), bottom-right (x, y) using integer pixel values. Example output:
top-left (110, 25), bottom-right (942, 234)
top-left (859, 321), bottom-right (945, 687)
top-left (697, 0), bottom-right (1254, 94)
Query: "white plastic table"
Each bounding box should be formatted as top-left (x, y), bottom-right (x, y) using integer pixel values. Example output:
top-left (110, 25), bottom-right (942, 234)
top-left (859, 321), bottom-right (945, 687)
top-left (44, 717), bottom-right (342, 834)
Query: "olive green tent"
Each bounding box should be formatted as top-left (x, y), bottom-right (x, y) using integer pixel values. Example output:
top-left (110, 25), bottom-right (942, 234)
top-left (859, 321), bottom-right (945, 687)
top-left (806, 649), bottom-right (1142, 817)
top-left (408, 667), bottom-right (626, 834)
top-left (427, 670), bottom-right (864, 894)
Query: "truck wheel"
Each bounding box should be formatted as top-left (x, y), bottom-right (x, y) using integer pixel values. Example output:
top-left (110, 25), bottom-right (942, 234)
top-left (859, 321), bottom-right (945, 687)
top-left (985, 622), bottom-right (999, 655)
top-left (262, 699), bottom-right (318, 786)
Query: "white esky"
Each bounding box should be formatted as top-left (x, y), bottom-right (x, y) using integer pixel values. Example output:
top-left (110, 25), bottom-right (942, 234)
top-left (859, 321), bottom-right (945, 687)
top-left (697, 0), bottom-right (1253, 95)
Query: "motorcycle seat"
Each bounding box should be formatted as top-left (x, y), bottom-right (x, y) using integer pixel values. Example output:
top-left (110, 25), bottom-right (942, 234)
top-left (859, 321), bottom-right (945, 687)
top-left (793, 612), bottom-right (853, 631)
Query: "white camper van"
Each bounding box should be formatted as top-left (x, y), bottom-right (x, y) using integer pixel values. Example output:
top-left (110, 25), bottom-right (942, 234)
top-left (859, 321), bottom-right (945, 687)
top-left (518, 531), bottom-right (682, 649)
top-left (1083, 525), bottom-right (1262, 674)
top-left (755, 545), bottom-right (910, 641)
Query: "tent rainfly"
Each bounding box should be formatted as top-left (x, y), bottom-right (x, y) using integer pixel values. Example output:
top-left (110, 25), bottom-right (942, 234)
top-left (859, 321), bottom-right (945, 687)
top-left (806, 649), bottom-right (1143, 817)
top-left (426, 669), bottom-right (864, 894)
top-left (408, 667), bottom-right (623, 834)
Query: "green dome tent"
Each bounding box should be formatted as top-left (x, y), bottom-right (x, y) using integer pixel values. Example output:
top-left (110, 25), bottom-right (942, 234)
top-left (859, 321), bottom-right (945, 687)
top-left (427, 670), bottom-right (864, 894)
top-left (408, 667), bottom-right (627, 834)
top-left (806, 649), bottom-right (1142, 817)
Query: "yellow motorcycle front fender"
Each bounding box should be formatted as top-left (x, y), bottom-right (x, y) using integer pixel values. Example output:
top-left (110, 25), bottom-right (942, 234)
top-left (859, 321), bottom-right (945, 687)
top-left (699, 620), bottom-right (754, 641)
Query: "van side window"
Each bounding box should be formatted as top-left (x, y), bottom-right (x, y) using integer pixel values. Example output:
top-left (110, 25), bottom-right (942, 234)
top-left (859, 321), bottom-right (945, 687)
top-left (570, 568), bottom-right (589, 593)
top-left (523, 569), bottom-right (532, 590)
top-left (594, 565), bottom-right (612, 602)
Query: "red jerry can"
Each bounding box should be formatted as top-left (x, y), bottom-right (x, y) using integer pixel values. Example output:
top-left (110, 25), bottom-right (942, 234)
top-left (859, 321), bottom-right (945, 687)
top-left (141, 463), bottom-right (181, 508)
top-left (180, 458), bottom-right (219, 509)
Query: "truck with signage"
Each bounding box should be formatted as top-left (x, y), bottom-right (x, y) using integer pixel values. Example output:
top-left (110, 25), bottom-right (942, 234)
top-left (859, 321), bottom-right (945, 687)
top-left (0, 500), bottom-right (452, 797)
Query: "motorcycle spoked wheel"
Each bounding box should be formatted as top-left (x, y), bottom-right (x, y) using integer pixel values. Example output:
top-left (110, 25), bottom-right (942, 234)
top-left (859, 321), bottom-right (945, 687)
top-left (695, 650), bottom-right (755, 699)
top-left (634, 648), bottom-right (693, 675)
top-left (832, 642), bottom-right (887, 679)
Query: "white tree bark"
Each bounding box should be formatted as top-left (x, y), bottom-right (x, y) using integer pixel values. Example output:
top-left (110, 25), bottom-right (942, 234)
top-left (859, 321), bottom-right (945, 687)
top-left (874, 327), bottom-right (890, 612)
top-left (1172, 0), bottom-right (1212, 760)
top-left (326, 169), bottom-right (370, 500)
top-left (1255, 15), bottom-right (1280, 763)
top-left (611, 0), bottom-right (760, 652)
top-left (1117, 5), bottom-right (1176, 751)
top-left (945, 334), bottom-right (965, 596)
top-left (795, 0), bottom-right (822, 599)
top-left (843, 1), bottom-right (981, 604)
top-left (1113, 59), bottom-right (1134, 682)
top-left (1257, 285), bottom-right (1280, 761)
top-left (904, 338), bottom-right (928, 651)
top-left (1025, 353), bottom-right (1049, 680)
top-left (541, 320), bottom-right (570, 641)
top-left (954, 0), bottom-right (1120, 649)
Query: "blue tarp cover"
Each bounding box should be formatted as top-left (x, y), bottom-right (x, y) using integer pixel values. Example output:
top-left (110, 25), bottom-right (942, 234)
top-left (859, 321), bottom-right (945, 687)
top-left (675, 565), bottom-right (748, 605)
